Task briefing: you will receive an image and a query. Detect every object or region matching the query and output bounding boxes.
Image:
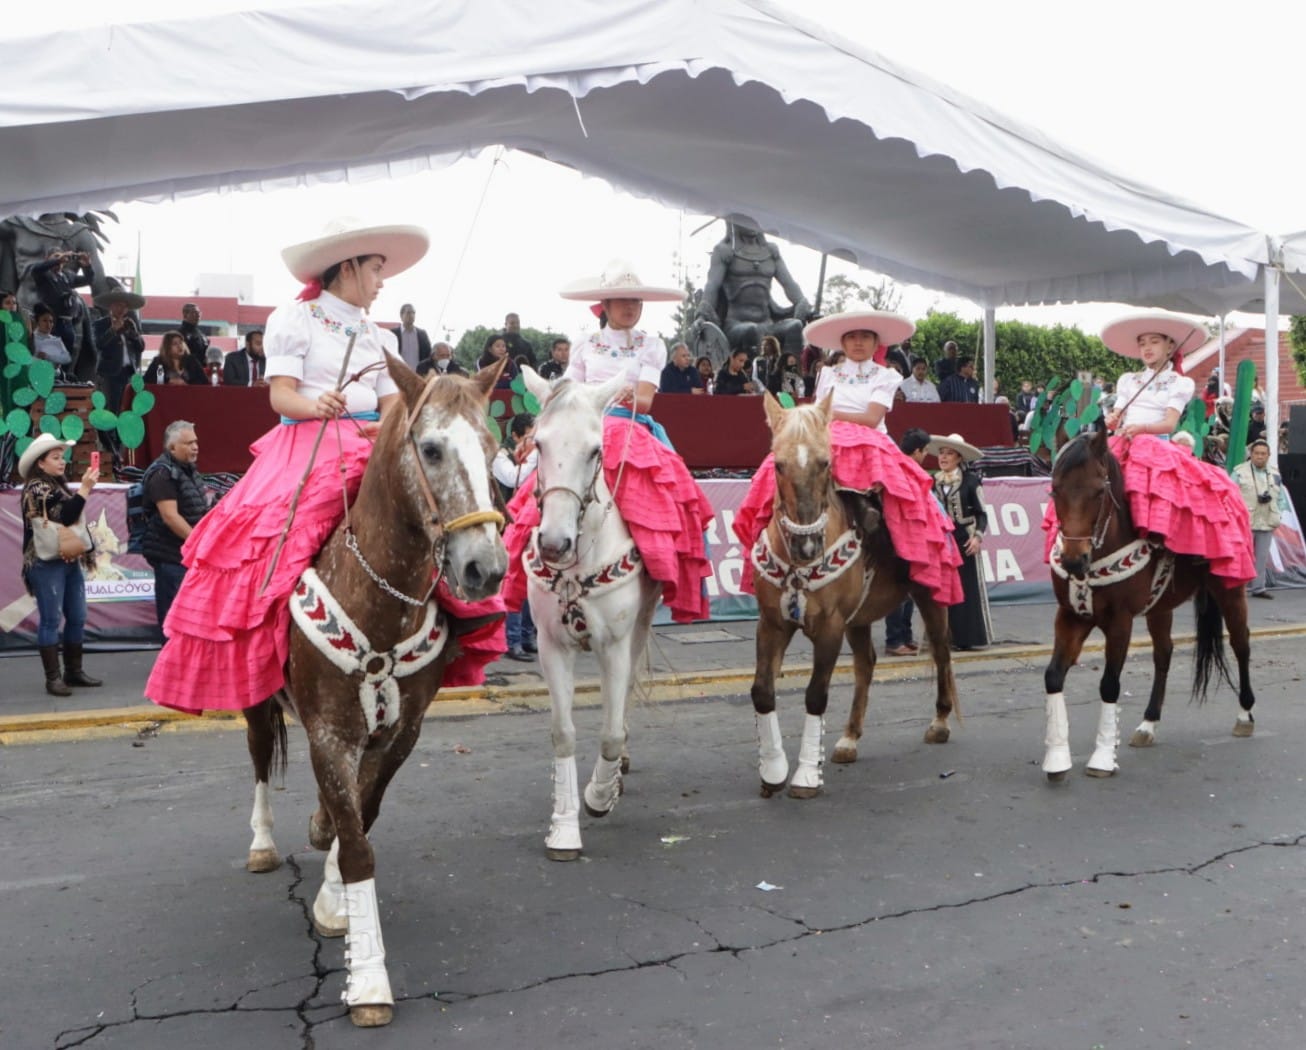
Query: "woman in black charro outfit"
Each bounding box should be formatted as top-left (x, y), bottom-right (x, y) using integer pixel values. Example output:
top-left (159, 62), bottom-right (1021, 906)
top-left (929, 432), bottom-right (992, 650)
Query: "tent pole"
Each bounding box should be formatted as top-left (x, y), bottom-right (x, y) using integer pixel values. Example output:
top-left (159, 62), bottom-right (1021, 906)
top-left (982, 306), bottom-right (996, 403)
top-left (1217, 315), bottom-right (1226, 395)
top-left (1265, 265), bottom-right (1281, 467)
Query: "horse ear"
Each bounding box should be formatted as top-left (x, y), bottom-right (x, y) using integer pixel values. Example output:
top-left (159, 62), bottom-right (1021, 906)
top-left (816, 390), bottom-right (834, 424)
top-left (762, 390), bottom-right (786, 432)
top-left (471, 356), bottom-right (508, 400)
top-left (385, 352), bottom-right (427, 405)
top-left (1091, 424), bottom-right (1109, 456)
top-left (595, 371), bottom-right (627, 409)
top-left (520, 365), bottom-right (552, 405)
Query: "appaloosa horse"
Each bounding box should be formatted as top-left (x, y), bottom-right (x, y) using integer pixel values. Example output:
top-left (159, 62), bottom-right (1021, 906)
top-left (517, 369), bottom-right (663, 861)
top-left (1042, 427), bottom-right (1255, 781)
top-left (241, 357), bottom-right (507, 1026)
top-left (748, 393), bottom-right (959, 798)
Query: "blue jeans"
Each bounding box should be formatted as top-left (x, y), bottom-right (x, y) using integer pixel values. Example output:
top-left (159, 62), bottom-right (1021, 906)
top-left (506, 600), bottom-right (536, 650)
top-left (885, 596), bottom-right (915, 649)
top-left (28, 558), bottom-right (87, 647)
top-left (150, 560), bottom-right (187, 634)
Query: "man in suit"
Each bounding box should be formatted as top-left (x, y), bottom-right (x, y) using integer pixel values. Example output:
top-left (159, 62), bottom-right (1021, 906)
top-left (179, 302), bottom-right (211, 361)
top-left (223, 330), bottom-right (267, 386)
top-left (92, 287), bottom-right (146, 411)
top-left (390, 303), bottom-right (432, 372)
top-left (418, 341), bottom-right (467, 377)
top-left (503, 312), bottom-right (537, 368)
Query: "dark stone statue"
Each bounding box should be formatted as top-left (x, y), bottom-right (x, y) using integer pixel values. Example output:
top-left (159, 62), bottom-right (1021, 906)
top-left (693, 215), bottom-right (813, 370)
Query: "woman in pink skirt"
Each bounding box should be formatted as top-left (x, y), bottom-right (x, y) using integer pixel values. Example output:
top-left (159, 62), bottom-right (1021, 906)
top-left (502, 260), bottom-right (714, 623)
top-left (733, 310), bottom-right (963, 606)
top-left (1092, 310), bottom-right (1253, 585)
top-left (146, 219), bottom-right (503, 714)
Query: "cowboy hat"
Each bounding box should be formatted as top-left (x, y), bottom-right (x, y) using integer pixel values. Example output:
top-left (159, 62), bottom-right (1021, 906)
top-left (926, 432), bottom-right (983, 462)
top-left (93, 287), bottom-right (146, 310)
top-left (803, 310), bottom-right (916, 352)
top-left (19, 433), bottom-right (75, 479)
top-left (559, 259), bottom-right (684, 302)
top-left (1100, 310), bottom-right (1206, 359)
top-left (280, 218), bottom-right (429, 284)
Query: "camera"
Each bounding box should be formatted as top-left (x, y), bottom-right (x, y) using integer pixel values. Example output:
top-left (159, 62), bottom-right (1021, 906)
top-left (1257, 492), bottom-right (1273, 504)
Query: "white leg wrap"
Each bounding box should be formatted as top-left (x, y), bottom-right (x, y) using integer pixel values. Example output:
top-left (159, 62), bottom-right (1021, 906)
top-left (789, 714), bottom-right (825, 791)
top-left (1043, 692), bottom-right (1072, 774)
top-left (583, 755), bottom-right (623, 815)
top-left (546, 757), bottom-right (582, 853)
top-left (313, 839), bottom-right (346, 935)
top-left (342, 878), bottom-right (393, 1009)
top-left (756, 711), bottom-right (789, 787)
top-left (249, 781), bottom-right (276, 853)
top-left (1086, 701), bottom-right (1120, 774)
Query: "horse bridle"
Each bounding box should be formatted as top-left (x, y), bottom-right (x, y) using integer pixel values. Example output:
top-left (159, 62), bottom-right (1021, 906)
top-left (532, 450), bottom-right (603, 569)
top-left (344, 373), bottom-right (505, 606)
top-left (1058, 480), bottom-right (1120, 553)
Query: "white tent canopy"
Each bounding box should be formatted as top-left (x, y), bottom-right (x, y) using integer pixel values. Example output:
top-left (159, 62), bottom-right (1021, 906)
top-left (0, 0), bottom-right (1274, 311)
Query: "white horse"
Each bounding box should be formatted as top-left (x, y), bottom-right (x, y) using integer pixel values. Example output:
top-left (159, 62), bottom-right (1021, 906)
top-left (519, 369), bottom-right (662, 861)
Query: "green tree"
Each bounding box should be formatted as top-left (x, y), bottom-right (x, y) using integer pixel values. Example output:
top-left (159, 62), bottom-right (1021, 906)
top-left (453, 325), bottom-right (568, 370)
top-left (820, 273), bottom-right (902, 313)
top-left (666, 275), bottom-right (701, 348)
top-left (1290, 315), bottom-right (1306, 387)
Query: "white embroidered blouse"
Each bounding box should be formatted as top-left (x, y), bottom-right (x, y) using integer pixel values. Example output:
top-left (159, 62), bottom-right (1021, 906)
top-left (813, 357), bottom-right (901, 432)
top-left (1114, 365), bottom-right (1194, 427)
top-left (563, 327), bottom-right (667, 389)
top-left (263, 290), bottom-right (399, 415)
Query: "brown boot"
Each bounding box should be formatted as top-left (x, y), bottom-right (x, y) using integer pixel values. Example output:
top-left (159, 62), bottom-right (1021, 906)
top-left (40, 646), bottom-right (72, 697)
top-left (63, 643), bottom-right (103, 687)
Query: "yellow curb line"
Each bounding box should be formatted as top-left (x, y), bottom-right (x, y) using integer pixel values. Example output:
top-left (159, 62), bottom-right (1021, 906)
top-left (4, 623), bottom-right (1304, 744)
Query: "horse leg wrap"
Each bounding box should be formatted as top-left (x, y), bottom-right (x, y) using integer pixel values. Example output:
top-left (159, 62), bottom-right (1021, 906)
top-left (341, 878), bottom-right (393, 1009)
top-left (547, 757), bottom-right (582, 853)
top-left (756, 712), bottom-right (789, 789)
top-left (312, 839), bottom-right (347, 936)
top-left (1042, 693), bottom-right (1072, 775)
top-left (1086, 701), bottom-right (1120, 776)
top-left (789, 714), bottom-right (825, 791)
top-left (583, 755), bottom-right (623, 816)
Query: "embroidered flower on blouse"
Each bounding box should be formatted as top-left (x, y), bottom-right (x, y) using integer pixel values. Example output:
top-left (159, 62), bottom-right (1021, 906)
top-left (309, 302), bottom-right (370, 339)
top-left (833, 362), bottom-right (881, 386)
top-left (591, 331), bottom-right (644, 358)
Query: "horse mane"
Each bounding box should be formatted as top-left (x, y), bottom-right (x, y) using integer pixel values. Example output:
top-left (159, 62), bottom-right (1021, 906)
top-left (1054, 431), bottom-right (1125, 499)
top-left (773, 401), bottom-right (830, 454)
top-left (373, 371), bottom-right (487, 459)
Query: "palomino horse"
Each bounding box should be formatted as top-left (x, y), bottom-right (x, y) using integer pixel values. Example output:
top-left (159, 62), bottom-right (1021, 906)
top-left (750, 393), bottom-right (959, 798)
top-left (518, 369), bottom-right (662, 861)
top-left (241, 357), bottom-right (507, 1027)
top-left (1042, 427), bottom-right (1255, 781)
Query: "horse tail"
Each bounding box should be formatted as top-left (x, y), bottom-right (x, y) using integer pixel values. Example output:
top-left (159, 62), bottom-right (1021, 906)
top-left (1192, 588), bottom-right (1234, 704)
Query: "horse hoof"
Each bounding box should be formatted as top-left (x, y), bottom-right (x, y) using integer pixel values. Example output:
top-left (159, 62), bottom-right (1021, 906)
top-left (546, 847), bottom-right (582, 862)
top-left (831, 746), bottom-right (857, 764)
top-left (1046, 769), bottom-right (1069, 783)
top-left (308, 810), bottom-right (334, 852)
top-left (1129, 730), bottom-right (1155, 748)
top-left (923, 725), bottom-right (950, 745)
top-left (312, 917), bottom-right (347, 939)
top-left (759, 779), bottom-right (787, 798)
top-left (1232, 720), bottom-right (1254, 738)
top-left (620, 755), bottom-right (631, 774)
top-left (787, 784), bottom-right (822, 800)
top-left (246, 849), bottom-right (281, 873)
top-left (350, 1004), bottom-right (394, 1028)
top-left (1084, 766), bottom-right (1116, 778)
top-left (583, 800), bottom-right (615, 819)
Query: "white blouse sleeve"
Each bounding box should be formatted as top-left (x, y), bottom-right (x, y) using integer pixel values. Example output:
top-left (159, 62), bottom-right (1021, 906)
top-left (869, 367), bottom-right (899, 411)
top-left (639, 336), bottom-right (668, 388)
top-left (562, 332), bottom-right (590, 384)
top-left (263, 303), bottom-right (311, 381)
top-left (813, 365), bottom-right (834, 403)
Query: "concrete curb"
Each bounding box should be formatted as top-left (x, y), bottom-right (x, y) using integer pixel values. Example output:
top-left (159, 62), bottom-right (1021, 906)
top-left (4, 623), bottom-right (1305, 744)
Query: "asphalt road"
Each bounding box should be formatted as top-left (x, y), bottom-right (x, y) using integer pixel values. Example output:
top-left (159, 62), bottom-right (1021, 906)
top-left (2, 630), bottom-right (1304, 1050)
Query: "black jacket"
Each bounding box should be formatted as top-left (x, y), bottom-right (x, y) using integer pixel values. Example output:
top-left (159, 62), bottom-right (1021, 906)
top-left (179, 320), bottom-right (210, 361)
top-left (388, 325), bottom-right (432, 370)
top-left (141, 454), bottom-right (209, 565)
top-left (222, 349), bottom-right (266, 386)
top-left (93, 315), bottom-right (145, 376)
top-left (144, 355), bottom-right (208, 386)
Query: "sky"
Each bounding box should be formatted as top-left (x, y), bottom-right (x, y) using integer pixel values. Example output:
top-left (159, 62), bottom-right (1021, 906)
top-left (6, 0), bottom-right (1306, 340)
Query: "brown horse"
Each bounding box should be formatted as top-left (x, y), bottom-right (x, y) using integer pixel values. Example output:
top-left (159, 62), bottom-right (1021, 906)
top-left (241, 357), bottom-right (507, 1026)
top-left (749, 393), bottom-right (958, 798)
top-left (1042, 427), bottom-right (1255, 782)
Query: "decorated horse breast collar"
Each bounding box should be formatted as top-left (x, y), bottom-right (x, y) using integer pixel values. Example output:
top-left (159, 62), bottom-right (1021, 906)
top-left (290, 568), bottom-right (447, 734)
top-left (1049, 535), bottom-right (1176, 620)
top-left (752, 528), bottom-right (869, 624)
top-left (524, 537), bottom-right (643, 647)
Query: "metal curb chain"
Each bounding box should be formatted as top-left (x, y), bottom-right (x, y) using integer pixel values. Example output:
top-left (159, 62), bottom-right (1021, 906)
top-left (345, 529), bottom-right (429, 607)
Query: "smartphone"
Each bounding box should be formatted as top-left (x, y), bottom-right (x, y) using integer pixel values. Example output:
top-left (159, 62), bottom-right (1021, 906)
top-left (90, 451), bottom-right (100, 474)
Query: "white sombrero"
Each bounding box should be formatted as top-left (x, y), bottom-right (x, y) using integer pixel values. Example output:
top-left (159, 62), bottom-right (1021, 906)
top-left (280, 218), bottom-right (429, 284)
top-left (19, 433), bottom-right (75, 479)
top-left (559, 259), bottom-right (684, 302)
top-left (1100, 311), bottom-right (1206, 359)
top-left (925, 432), bottom-right (983, 462)
top-left (803, 310), bottom-right (916, 352)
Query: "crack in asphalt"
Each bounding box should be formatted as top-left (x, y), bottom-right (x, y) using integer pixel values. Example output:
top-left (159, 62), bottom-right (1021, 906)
top-left (47, 831), bottom-right (1305, 1045)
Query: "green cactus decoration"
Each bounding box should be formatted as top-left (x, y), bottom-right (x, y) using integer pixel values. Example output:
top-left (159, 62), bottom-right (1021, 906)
top-left (1028, 376), bottom-right (1102, 455)
top-left (777, 392), bottom-right (796, 409)
top-left (1172, 398), bottom-right (1211, 456)
top-left (0, 326), bottom-right (154, 459)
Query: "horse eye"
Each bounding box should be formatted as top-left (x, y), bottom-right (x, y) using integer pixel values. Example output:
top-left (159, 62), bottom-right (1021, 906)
top-left (816, 458), bottom-right (830, 472)
top-left (420, 440), bottom-right (442, 463)
top-left (774, 462), bottom-right (786, 475)
top-left (589, 447), bottom-right (601, 461)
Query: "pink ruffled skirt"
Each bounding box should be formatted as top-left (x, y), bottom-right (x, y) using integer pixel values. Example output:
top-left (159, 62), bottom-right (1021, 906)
top-left (503, 416), bottom-right (714, 624)
top-left (146, 420), bottom-right (504, 714)
top-left (733, 421), bottom-right (963, 605)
